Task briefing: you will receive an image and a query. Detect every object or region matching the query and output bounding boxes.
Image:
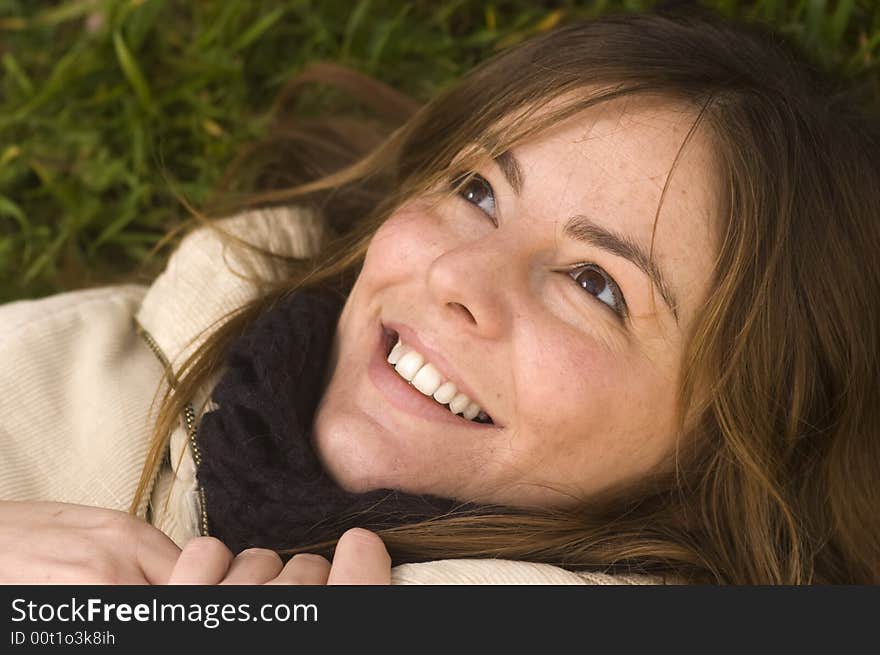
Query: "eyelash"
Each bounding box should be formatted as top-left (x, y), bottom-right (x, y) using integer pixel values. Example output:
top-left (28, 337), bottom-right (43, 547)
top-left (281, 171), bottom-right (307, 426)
top-left (452, 172), bottom-right (629, 321)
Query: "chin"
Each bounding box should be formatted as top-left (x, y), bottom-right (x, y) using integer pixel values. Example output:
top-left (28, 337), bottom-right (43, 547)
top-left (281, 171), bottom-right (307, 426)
top-left (311, 413), bottom-right (389, 494)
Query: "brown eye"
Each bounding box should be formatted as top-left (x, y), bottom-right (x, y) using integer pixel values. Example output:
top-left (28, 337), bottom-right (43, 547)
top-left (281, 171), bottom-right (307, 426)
top-left (453, 173), bottom-right (497, 221)
top-left (571, 264), bottom-right (627, 319)
top-left (577, 268), bottom-right (606, 295)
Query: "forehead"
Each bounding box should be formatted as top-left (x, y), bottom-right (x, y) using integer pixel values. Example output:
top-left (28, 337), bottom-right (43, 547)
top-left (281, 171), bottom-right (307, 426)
top-left (510, 95), bottom-right (720, 327)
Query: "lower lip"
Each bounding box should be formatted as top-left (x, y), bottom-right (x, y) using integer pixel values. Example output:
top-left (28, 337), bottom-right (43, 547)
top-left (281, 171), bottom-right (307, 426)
top-left (368, 324), bottom-right (498, 430)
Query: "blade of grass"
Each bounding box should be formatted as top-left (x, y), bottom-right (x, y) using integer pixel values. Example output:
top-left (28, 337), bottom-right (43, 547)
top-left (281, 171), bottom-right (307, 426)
top-left (535, 9), bottom-right (563, 33)
top-left (89, 185), bottom-right (144, 254)
top-left (32, 0), bottom-right (101, 28)
top-left (806, 0), bottom-right (827, 39)
top-left (367, 4), bottom-right (411, 71)
top-left (22, 222), bottom-right (69, 285)
top-left (131, 121), bottom-right (146, 176)
top-left (6, 41), bottom-right (87, 124)
top-left (113, 29), bottom-right (155, 114)
top-left (432, 0), bottom-right (468, 25)
top-left (0, 145), bottom-right (21, 167)
top-left (342, 0), bottom-right (372, 60)
top-left (124, 0), bottom-right (167, 51)
top-left (232, 7), bottom-right (286, 52)
top-left (191, 1), bottom-right (242, 52)
top-left (0, 194), bottom-right (27, 228)
top-left (2, 53), bottom-right (35, 97)
top-left (485, 5), bottom-right (496, 32)
top-left (829, 0), bottom-right (855, 48)
top-left (804, 0), bottom-right (830, 62)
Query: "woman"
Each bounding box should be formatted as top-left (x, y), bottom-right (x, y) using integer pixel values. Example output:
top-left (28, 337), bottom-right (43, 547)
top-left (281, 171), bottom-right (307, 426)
top-left (1, 8), bottom-right (878, 585)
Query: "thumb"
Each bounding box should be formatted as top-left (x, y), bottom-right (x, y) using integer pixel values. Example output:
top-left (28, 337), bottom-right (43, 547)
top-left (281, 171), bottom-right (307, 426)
top-left (327, 528), bottom-right (392, 585)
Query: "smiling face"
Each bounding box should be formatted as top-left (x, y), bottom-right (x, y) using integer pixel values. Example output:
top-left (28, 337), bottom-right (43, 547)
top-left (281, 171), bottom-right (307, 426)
top-left (312, 95), bottom-right (720, 510)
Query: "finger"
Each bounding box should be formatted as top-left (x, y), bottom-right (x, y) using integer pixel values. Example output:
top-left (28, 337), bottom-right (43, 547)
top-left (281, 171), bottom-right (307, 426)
top-left (327, 528), bottom-right (391, 585)
top-left (267, 553), bottom-right (331, 585)
top-left (135, 525), bottom-right (183, 585)
top-left (221, 548), bottom-right (284, 585)
top-left (167, 537), bottom-right (233, 585)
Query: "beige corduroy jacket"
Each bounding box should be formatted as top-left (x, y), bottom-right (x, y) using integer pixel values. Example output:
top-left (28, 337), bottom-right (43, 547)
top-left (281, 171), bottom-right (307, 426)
top-left (0, 206), bottom-right (663, 585)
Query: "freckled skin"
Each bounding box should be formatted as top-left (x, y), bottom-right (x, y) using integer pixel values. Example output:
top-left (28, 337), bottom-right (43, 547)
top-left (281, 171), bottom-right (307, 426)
top-left (312, 96), bottom-right (719, 510)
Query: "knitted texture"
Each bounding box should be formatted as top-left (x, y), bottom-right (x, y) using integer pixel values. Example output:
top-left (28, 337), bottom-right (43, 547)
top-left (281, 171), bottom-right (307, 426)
top-left (196, 288), bottom-right (472, 555)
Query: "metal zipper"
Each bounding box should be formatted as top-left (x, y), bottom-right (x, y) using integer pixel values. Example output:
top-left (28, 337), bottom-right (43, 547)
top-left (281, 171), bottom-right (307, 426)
top-left (134, 319), bottom-right (209, 537)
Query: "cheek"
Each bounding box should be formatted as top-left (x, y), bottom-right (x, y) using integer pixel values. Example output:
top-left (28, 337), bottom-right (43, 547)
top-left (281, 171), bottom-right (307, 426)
top-left (363, 208), bottom-right (442, 278)
top-left (519, 333), bottom-right (620, 438)
top-left (516, 328), bottom-right (678, 465)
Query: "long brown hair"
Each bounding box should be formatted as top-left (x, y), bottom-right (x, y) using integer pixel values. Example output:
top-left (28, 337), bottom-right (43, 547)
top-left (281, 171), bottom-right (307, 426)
top-left (130, 8), bottom-right (880, 584)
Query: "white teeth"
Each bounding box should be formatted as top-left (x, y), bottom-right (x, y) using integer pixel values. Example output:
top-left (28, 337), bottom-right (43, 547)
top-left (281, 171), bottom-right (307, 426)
top-left (462, 402), bottom-right (480, 421)
top-left (411, 363), bottom-right (443, 396)
top-left (387, 340), bottom-right (406, 365)
top-left (433, 381), bottom-right (458, 405)
top-left (448, 393), bottom-right (470, 415)
top-left (394, 351), bottom-right (424, 381)
top-left (385, 336), bottom-right (490, 423)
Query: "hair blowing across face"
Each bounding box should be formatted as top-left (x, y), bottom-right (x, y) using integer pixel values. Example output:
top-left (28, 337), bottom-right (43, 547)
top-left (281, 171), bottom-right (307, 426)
top-left (132, 8), bottom-right (880, 584)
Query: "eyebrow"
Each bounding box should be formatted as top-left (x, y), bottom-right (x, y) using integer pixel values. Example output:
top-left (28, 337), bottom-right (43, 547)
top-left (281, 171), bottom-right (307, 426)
top-left (564, 215), bottom-right (680, 323)
top-left (493, 150), bottom-right (681, 323)
top-left (495, 151), bottom-right (523, 195)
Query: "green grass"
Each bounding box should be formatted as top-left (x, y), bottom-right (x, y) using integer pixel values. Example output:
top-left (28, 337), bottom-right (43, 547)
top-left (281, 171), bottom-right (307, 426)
top-left (1, 0), bottom-right (878, 302)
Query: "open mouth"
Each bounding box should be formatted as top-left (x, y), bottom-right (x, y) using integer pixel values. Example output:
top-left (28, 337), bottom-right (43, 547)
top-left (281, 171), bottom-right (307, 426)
top-left (383, 326), bottom-right (495, 425)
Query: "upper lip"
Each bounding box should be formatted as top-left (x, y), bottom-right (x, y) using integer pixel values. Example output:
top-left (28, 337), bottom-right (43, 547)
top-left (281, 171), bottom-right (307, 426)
top-left (382, 320), bottom-right (500, 426)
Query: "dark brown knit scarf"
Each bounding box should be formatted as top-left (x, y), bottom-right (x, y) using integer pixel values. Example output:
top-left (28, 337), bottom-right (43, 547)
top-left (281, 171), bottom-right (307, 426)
top-left (195, 288), bottom-right (478, 557)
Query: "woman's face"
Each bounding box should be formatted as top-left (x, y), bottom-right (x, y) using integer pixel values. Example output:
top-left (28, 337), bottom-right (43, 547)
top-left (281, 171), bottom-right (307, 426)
top-left (313, 96), bottom-right (719, 509)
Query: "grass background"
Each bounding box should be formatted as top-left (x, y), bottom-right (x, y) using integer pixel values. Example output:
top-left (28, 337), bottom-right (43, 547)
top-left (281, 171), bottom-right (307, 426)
top-left (1, 0), bottom-right (878, 303)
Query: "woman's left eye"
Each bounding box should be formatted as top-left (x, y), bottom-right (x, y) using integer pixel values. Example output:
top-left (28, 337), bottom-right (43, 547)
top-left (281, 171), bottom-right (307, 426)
top-left (570, 264), bottom-right (628, 320)
top-left (453, 173), bottom-right (497, 223)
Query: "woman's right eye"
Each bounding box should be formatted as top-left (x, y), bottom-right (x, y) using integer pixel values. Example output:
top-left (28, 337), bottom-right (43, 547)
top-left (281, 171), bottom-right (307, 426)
top-left (453, 173), bottom-right (497, 223)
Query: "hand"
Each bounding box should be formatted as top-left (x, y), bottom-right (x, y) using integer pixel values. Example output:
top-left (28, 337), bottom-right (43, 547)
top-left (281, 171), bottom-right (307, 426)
top-left (0, 500), bottom-right (182, 584)
top-left (167, 528), bottom-right (391, 585)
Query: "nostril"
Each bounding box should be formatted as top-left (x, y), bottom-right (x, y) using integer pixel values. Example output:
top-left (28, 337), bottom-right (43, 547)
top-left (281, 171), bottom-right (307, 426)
top-left (449, 302), bottom-right (476, 325)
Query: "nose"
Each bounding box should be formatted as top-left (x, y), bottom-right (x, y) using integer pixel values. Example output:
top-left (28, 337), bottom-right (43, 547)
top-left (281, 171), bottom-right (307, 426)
top-left (425, 244), bottom-right (512, 339)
